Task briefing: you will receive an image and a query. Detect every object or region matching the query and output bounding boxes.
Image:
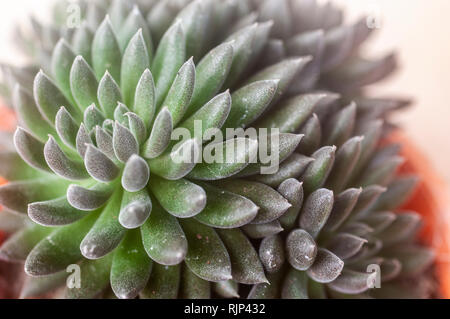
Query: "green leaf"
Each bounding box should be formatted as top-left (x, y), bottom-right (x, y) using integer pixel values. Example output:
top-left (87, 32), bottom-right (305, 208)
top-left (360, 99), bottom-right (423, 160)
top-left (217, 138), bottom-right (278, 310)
top-left (325, 136), bottom-right (363, 193)
top-left (13, 85), bottom-right (56, 142)
top-left (141, 199), bottom-right (187, 266)
top-left (217, 228), bottom-right (267, 285)
top-left (44, 136), bottom-right (89, 181)
top-left (140, 264), bottom-right (180, 299)
top-left (306, 249), bottom-right (344, 284)
top-left (176, 0), bottom-right (210, 58)
top-left (125, 112), bottom-right (147, 145)
top-left (188, 138), bottom-right (258, 181)
top-left (214, 280), bottom-right (240, 299)
top-left (187, 42), bottom-right (234, 116)
top-left (80, 190), bottom-right (126, 260)
top-left (84, 144), bottom-right (120, 182)
top-left (34, 71), bottom-right (81, 124)
top-left (223, 80), bottom-right (278, 129)
top-left (0, 177), bottom-right (69, 214)
top-left (97, 71), bottom-right (123, 119)
top-left (28, 196), bottom-right (89, 227)
top-left (282, 268), bottom-right (309, 299)
top-left (118, 6), bottom-right (153, 58)
top-left (179, 91), bottom-right (231, 143)
top-left (301, 146), bottom-right (336, 194)
top-left (242, 221), bottom-right (284, 239)
top-left (142, 107), bottom-right (173, 159)
top-left (254, 94), bottom-right (326, 133)
top-left (0, 151), bottom-right (42, 181)
top-left (247, 271), bottom-right (283, 299)
top-left (119, 189), bottom-right (152, 229)
top-left (323, 102), bottom-right (357, 147)
top-left (113, 121), bottom-right (139, 163)
top-left (55, 106), bottom-right (79, 150)
top-left (148, 138), bottom-right (200, 180)
top-left (133, 69), bottom-right (155, 129)
top-left (121, 155), bottom-right (150, 193)
top-left (0, 225), bottom-right (52, 263)
top-left (236, 133), bottom-right (303, 178)
top-left (278, 178), bottom-right (304, 231)
top-left (218, 180), bottom-right (291, 225)
top-left (149, 176), bottom-right (206, 218)
top-left (222, 24), bottom-right (257, 88)
top-left (13, 127), bottom-right (51, 173)
top-left (71, 23), bottom-right (94, 65)
top-left (245, 57), bottom-right (312, 104)
top-left (70, 56), bottom-right (99, 111)
top-left (180, 263), bottom-right (210, 299)
top-left (92, 16), bottom-right (122, 81)
top-left (195, 182), bottom-right (258, 229)
top-left (51, 39), bottom-right (76, 103)
top-left (300, 189), bottom-right (334, 238)
top-left (83, 104), bottom-right (106, 132)
top-left (111, 230), bottom-right (152, 299)
top-left (25, 211), bottom-right (98, 276)
top-left (180, 218), bottom-right (232, 282)
top-left (152, 21), bottom-right (186, 107)
top-left (121, 30), bottom-right (151, 106)
top-left (67, 183), bottom-right (114, 212)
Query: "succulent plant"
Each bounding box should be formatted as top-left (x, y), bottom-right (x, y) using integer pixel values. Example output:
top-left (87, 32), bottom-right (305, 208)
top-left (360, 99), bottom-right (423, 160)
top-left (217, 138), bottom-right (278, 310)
top-left (0, 0), bottom-right (436, 299)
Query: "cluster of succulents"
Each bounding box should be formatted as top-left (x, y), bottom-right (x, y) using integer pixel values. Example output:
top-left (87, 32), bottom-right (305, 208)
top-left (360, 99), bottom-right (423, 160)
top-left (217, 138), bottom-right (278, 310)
top-left (0, 0), bottom-right (436, 299)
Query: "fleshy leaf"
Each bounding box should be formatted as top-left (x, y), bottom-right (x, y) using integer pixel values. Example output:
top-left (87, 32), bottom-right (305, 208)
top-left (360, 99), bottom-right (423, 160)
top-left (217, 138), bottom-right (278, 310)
top-left (195, 182), bottom-right (258, 229)
top-left (152, 21), bottom-right (186, 107)
top-left (259, 235), bottom-right (285, 273)
top-left (97, 71), bottom-right (123, 119)
top-left (44, 136), bottom-right (89, 180)
top-left (242, 221), bottom-right (284, 239)
top-left (187, 42), bottom-right (234, 116)
top-left (67, 183), bottom-right (114, 212)
top-left (142, 107), bottom-right (173, 159)
top-left (217, 228), bottom-right (267, 285)
top-left (181, 218), bottom-right (232, 282)
top-left (140, 264), bottom-right (180, 299)
top-left (92, 16), bottom-right (122, 81)
top-left (188, 138), bottom-right (258, 180)
top-left (306, 249), bottom-right (344, 284)
top-left (14, 128), bottom-right (51, 173)
top-left (277, 179), bottom-right (304, 230)
top-left (113, 121), bottom-right (139, 163)
top-left (111, 230), bottom-right (152, 299)
top-left (141, 199), bottom-right (187, 266)
top-left (119, 190), bottom-right (152, 230)
top-left (121, 30), bottom-right (150, 106)
top-left (149, 176), bottom-right (206, 219)
top-left (133, 69), bottom-right (155, 129)
top-left (85, 144), bottom-right (120, 182)
top-left (29, 196), bottom-right (89, 227)
top-left (55, 106), bottom-right (79, 150)
top-left (286, 229), bottom-right (317, 271)
top-left (180, 264), bottom-right (210, 299)
top-left (80, 190), bottom-right (125, 260)
top-left (25, 212), bottom-right (98, 276)
top-left (121, 155), bottom-right (150, 192)
top-left (70, 56), bottom-right (99, 111)
top-left (301, 146), bottom-right (336, 194)
top-left (300, 188), bottom-right (334, 238)
top-left (218, 180), bottom-right (291, 225)
top-left (282, 268), bottom-right (309, 299)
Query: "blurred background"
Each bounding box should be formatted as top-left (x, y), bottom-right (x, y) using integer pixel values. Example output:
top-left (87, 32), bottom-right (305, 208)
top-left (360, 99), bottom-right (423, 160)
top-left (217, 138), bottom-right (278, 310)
top-left (0, 0), bottom-right (449, 182)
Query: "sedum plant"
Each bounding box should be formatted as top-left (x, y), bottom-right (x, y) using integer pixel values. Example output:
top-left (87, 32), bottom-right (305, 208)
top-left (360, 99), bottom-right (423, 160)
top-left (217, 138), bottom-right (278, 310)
top-left (0, 0), bottom-right (436, 299)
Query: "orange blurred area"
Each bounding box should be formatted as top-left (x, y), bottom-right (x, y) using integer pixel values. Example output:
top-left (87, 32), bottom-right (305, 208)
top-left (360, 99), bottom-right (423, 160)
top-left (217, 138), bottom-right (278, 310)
top-left (389, 130), bottom-right (450, 299)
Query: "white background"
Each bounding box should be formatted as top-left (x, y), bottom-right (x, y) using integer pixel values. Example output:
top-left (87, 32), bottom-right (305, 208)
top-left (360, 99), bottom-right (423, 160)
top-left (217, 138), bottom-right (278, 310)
top-left (0, 0), bottom-right (449, 183)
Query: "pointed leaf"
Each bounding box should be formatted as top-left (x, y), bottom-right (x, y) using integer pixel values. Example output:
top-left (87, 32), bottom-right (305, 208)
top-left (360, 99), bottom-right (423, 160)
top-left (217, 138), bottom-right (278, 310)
top-left (217, 229), bottom-right (267, 285)
top-left (97, 71), bottom-right (123, 119)
top-left (113, 121), bottom-right (139, 163)
top-left (121, 30), bottom-right (150, 106)
top-left (301, 146), bottom-right (336, 194)
top-left (67, 183), bottom-right (114, 211)
top-left (14, 128), bottom-right (51, 173)
top-left (70, 56), bottom-right (99, 111)
top-left (142, 107), bottom-right (173, 159)
top-left (242, 221), bottom-right (284, 239)
top-left (133, 69), bottom-right (155, 129)
top-left (218, 180), bottom-right (291, 225)
top-left (29, 196), bottom-right (89, 227)
top-left (85, 144), bottom-right (120, 182)
top-left (181, 218), bottom-right (232, 282)
top-left (92, 16), bottom-right (122, 81)
top-left (195, 182), bottom-right (258, 229)
top-left (287, 229), bottom-right (318, 271)
top-left (300, 188), bottom-right (334, 238)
